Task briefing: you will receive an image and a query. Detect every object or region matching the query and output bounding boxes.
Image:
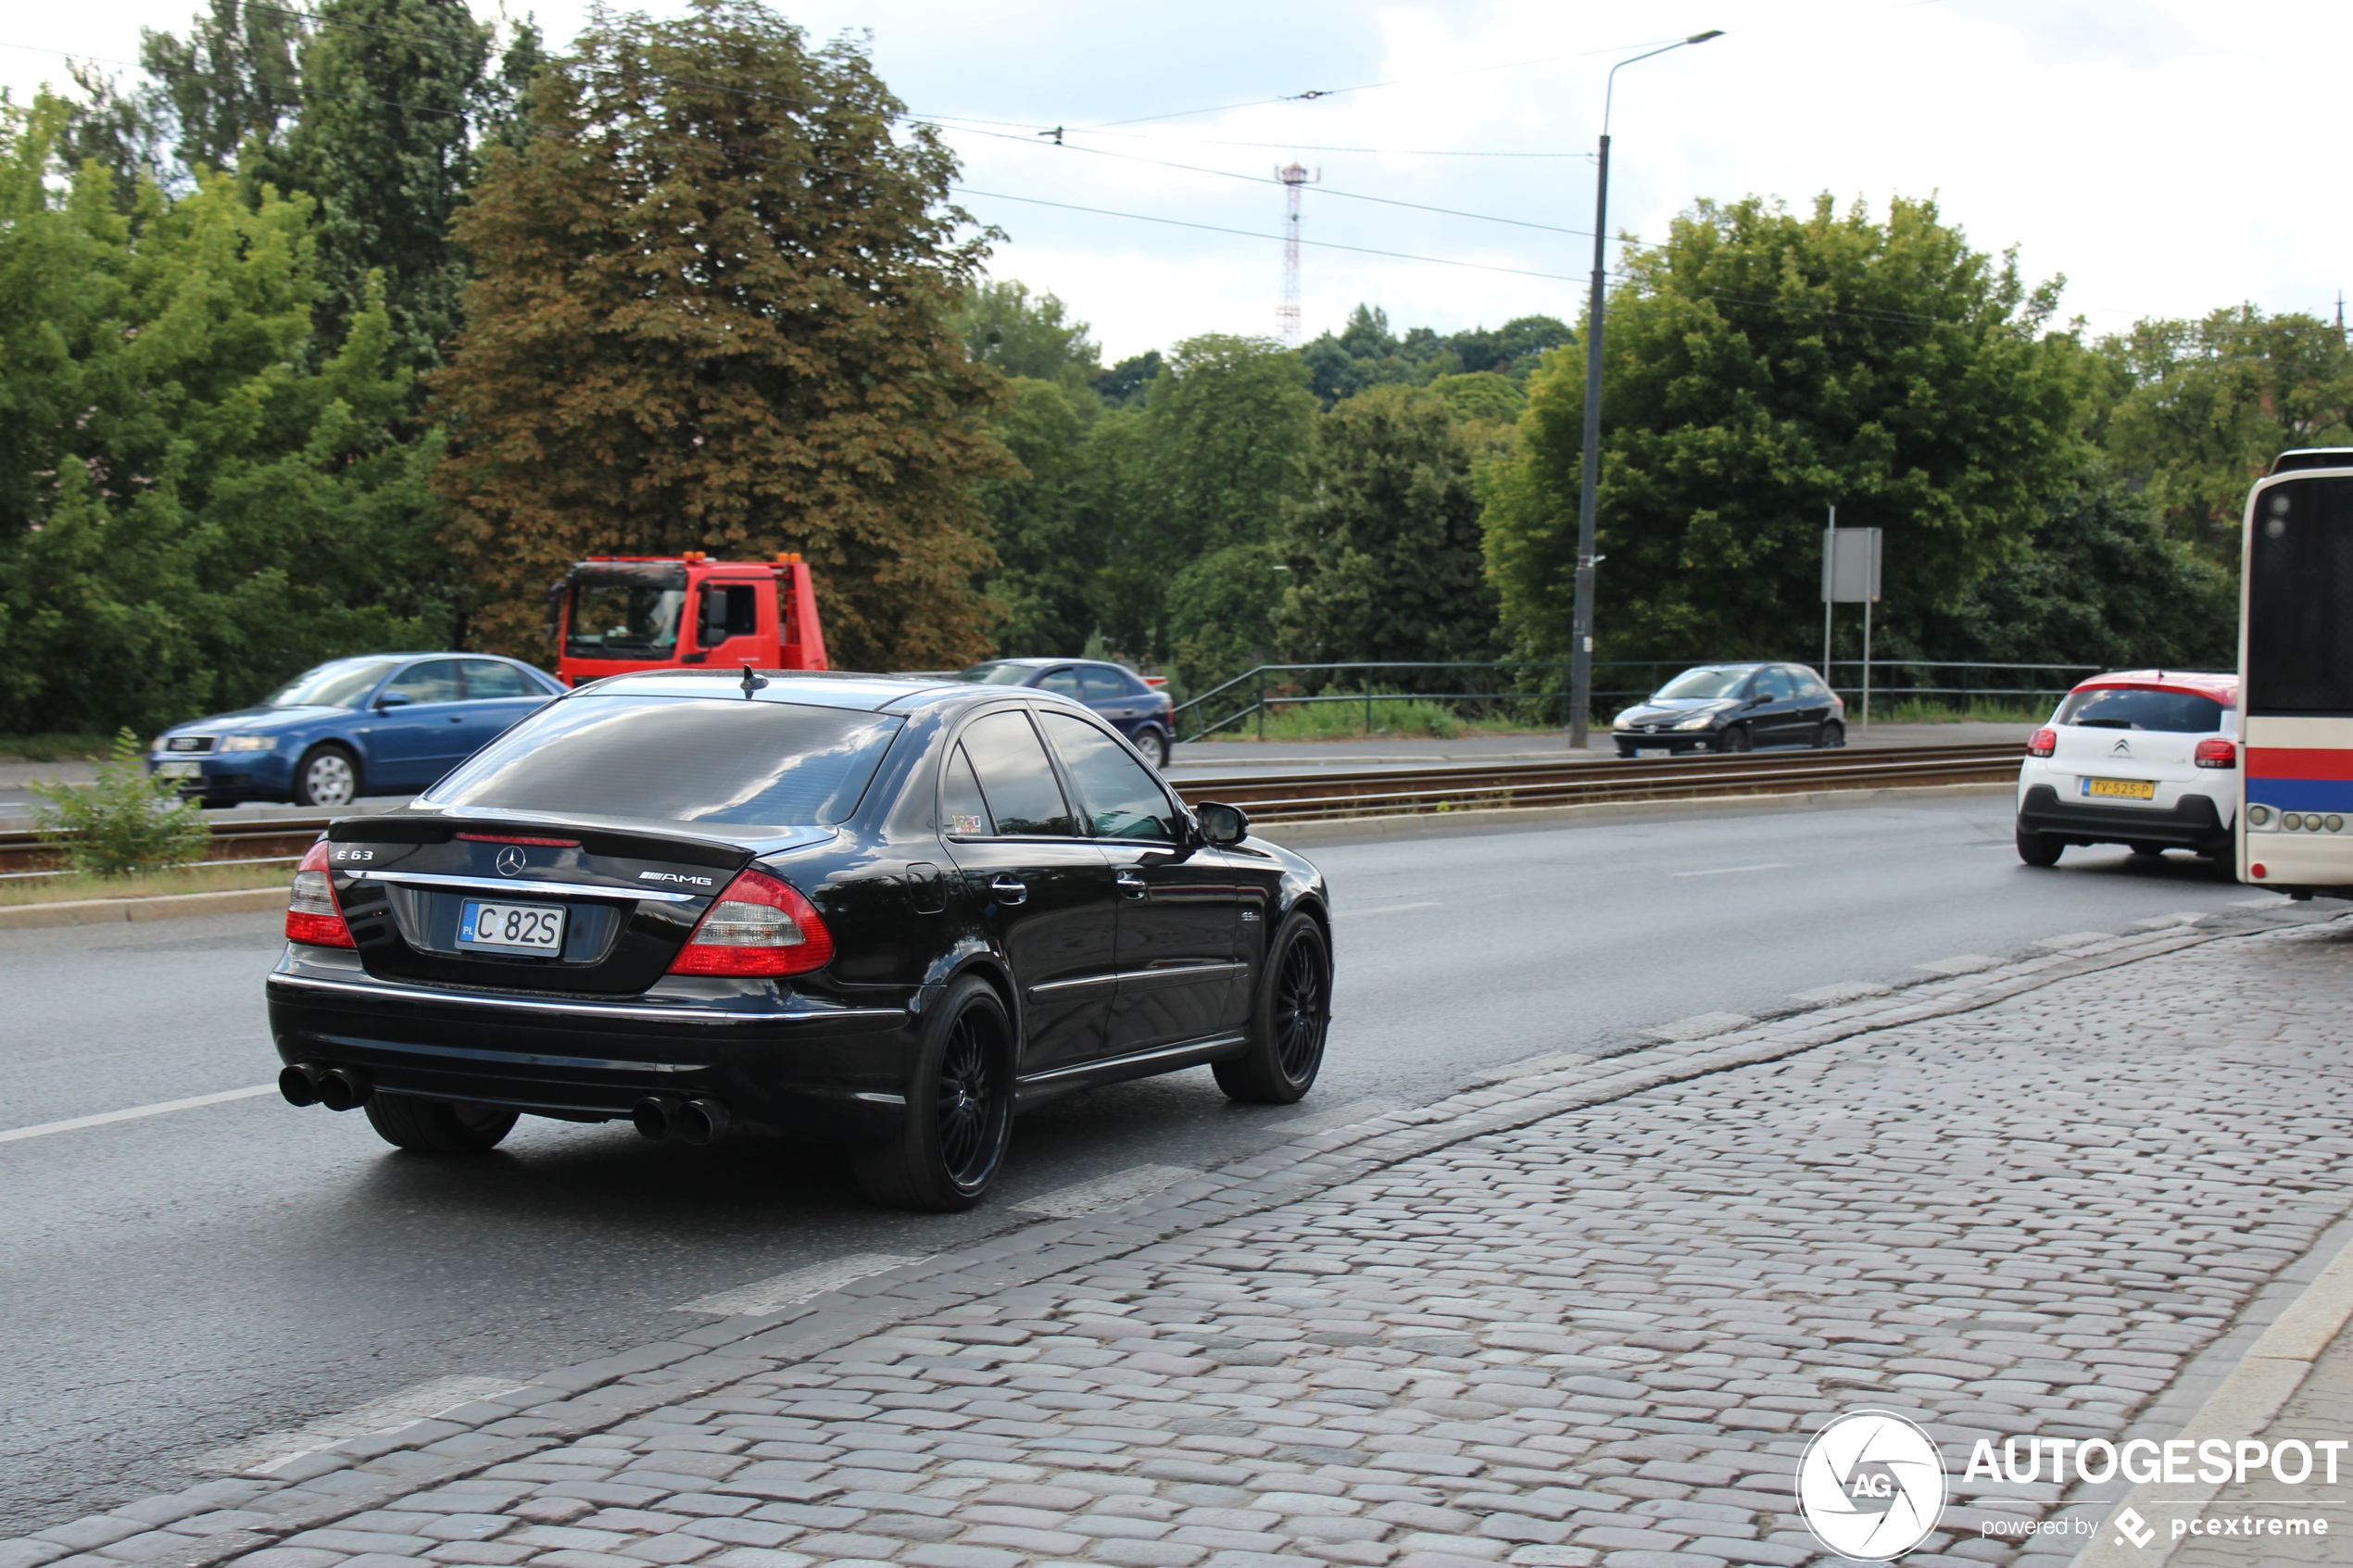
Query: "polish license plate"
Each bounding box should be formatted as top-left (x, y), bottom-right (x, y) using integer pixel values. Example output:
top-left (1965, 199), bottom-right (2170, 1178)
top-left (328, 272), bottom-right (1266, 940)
top-left (459, 899), bottom-right (566, 953)
top-left (2082, 777), bottom-right (2158, 800)
top-left (1634, 747), bottom-right (1674, 758)
top-left (154, 760), bottom-right (201, 779)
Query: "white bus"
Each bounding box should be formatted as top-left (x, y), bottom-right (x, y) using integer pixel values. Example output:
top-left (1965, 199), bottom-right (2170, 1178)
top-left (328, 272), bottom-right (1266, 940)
top-left (2239, 448), bottom-right (2353, 895)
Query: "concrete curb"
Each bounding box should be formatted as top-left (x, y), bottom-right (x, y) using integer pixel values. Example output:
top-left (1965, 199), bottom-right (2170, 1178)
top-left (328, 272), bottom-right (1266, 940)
top-left (2069, 1225), bottom-right (2353, 1567)
top-left (0, 886), bottom-right (286, 931)
top-left (5, 904), bottom-right (2325, 1568)
top-left (1252, 778), bottom-right (2014, 845)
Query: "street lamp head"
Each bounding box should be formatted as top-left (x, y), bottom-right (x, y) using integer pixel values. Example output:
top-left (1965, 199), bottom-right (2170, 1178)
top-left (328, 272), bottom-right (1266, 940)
top-left (1685, 29), bottom-right (1726, 44)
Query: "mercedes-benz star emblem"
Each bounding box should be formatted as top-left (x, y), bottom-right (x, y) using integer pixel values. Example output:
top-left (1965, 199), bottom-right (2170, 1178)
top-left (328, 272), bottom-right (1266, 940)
top-left (496, 846), bottom-right (527, 876)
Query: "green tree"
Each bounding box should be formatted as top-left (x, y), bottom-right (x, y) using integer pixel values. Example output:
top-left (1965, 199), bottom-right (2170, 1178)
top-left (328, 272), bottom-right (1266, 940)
top-left (1277, 386), bottom-right (1500, 673)
top-left (285, 0), bottom-right (539, 372)
top-left (954, 280), bottom-right (1101, 397)
top-left (1302, 306), bottom-right (1569, 408)
top-left (1166, 542), bottom-right (1287, 700)
top-left (1483, 193), bottom-right (2082, 664)
top-left (976, 376), bottom-right (1096, 655)
top-left (137, 0), bottom-right (308, 177)
top-left (2098, 307), bottom-right (2353, 563)
top-left (432, 0), bottom-right (1004, 672)
top-left (1089, 349), bottom-right (1162, 408)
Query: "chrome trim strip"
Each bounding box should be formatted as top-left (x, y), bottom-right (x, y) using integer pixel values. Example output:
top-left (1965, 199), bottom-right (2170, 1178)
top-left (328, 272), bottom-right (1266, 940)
top-left (355, 871), bottom-right (700, 903)
top-left (267, 972), bottom-right (905, 1027)
top-left (1025, 961), bottom-right (1247, 1002)
top-left (851, 1091), bottom-right (908, 1106)
top-left (1018, 1033), bottom-right (1246, 1086)
top-left (1026, 972), bottom-right (1120, 999)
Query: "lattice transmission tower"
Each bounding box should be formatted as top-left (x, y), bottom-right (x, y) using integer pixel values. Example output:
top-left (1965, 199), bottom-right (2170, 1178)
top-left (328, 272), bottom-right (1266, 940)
top-left (1276, 161), bottom-right (1320, 347)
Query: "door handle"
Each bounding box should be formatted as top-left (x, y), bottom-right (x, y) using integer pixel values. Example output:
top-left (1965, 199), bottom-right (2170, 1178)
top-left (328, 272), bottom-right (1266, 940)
top-left (988, 875), bottom-right (1028, 905)
top-left (1116, 870), bottom-right (1148, 899)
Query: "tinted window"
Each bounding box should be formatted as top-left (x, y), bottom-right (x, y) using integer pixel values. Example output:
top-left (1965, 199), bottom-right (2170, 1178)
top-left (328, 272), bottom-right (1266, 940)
top-left (959, 711), bottom-right (1074, 836)
top-left (1035, 667), bottom-right (1082, 698)
top-left (2056, 687), bottom-right (2225, 734)
top-left (1080, 667), bottom-right (1133, 702)
top-left (1755, 668), bottom-right (1793, 700)
top-left (568, 583), bottom-right (684, 658)
top-left (1040, 713), bottom-right (1180, 841)
top-left (396, 660), bottom-right (465, 705)
top-left (2248, 476), bottom-right (2353, 714)
top-left (1655, 666), bottom-right (1751, 700)
top-left (1791, 669), bottom-right (1831, 698)
top-left (420, 696), bottom-right (902, 828)
top-left (940, 745), bottom-right (990, 836)
top-left (461, 660), bottom-right (538, 699)
top-left (264, 659), bottom-right (397, 709)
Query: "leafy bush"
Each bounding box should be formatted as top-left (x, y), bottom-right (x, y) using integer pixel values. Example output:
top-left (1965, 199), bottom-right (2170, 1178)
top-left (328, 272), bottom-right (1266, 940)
top-left (27, 730), bottom-right (213, 877)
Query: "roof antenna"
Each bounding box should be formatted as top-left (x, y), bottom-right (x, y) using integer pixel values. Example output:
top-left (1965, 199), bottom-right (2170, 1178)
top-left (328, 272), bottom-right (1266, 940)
top-left (740, 664), bottom-right (768, 699)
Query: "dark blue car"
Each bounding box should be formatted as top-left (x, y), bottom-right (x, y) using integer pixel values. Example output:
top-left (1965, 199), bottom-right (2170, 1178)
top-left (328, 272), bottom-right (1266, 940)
top-left (148, 654), bottom-right (565, 808)
top-left (958, 659), bottom-right (1176, 767)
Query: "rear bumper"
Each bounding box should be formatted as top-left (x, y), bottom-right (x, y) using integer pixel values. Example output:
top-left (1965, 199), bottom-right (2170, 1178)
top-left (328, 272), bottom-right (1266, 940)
top-left (265, 949), bottom-right (915, 1139)
top-left (2017, 783), bottom-right (2230, 851)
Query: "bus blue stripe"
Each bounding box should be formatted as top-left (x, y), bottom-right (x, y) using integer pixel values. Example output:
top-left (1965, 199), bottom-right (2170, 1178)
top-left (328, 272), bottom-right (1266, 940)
top-left (2247, 778), bottom-right (2353, 812)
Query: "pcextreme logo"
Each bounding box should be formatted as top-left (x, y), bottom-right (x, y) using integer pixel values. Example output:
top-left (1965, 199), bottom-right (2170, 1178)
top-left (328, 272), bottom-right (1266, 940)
top-left (1795, 1410), bottom-right (1948, 1560)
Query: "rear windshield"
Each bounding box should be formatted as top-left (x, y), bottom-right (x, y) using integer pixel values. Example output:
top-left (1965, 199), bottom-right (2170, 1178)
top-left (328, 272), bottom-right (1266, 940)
top-left (2056, 687), bottom-right (2227, 733)
top-left (418, 696), bottom-right (902, 829)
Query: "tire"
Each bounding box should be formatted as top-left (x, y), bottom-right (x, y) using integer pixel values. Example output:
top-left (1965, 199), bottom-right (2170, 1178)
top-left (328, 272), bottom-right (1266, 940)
top-left (1137, 725), bottom-right (1172, 770)
top-left (363, 1093), bottom-right (518, 1154)
top-left (1715, 725), bottom-right (1752, 754)
top-left (852, 975), bottom-right (1013, 1211)
top-left (2016, 825), bottom-right (2064, 867)
top-left (1214, 911), bottom-right (1331, 1105)
top-left (294, 744), bottom-right (361, 808)
top-left (1818, 720), bottom-right (1845, 749)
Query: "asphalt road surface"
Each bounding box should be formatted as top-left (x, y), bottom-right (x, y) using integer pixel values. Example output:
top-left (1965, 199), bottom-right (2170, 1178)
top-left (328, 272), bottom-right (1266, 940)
top-left (0, 792), bottom-right (2276, 1533)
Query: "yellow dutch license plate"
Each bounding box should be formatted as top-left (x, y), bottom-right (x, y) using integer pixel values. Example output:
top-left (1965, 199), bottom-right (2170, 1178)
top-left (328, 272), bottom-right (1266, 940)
top-left (2082, 777), bottom-right (2157, 800)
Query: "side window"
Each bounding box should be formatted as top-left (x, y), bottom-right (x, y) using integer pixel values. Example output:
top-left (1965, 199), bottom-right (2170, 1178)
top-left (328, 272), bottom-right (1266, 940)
top-left (1038, 713), bottom-right (1181, 842)
top-left (1754, 669), bottom-right (1792, 701)
top-left (461, 659), bottom-right (535, 699)
top-left (1079, 667), bottom-right (1130, 702)
top-left (396, 659), bottom-right (464, 705)
top-left (959, 711), bottom-right (1075, 836)
top-left (940, 745), bottom-right (991, 836)
top-left (1792, 670), bottom-right (1830, 698)
top-left (1035, 666), bottom-right (1082, 698)
top-left (698, 583), bottom-right (759, 646)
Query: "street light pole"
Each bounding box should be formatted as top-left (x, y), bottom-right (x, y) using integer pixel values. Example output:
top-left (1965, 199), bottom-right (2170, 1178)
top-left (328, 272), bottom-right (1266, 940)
top-left (1566, 29), bottom-right (1723, 751)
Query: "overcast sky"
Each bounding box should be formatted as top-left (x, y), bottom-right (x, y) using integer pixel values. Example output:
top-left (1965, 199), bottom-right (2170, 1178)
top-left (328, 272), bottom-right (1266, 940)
top-left (8, 1), bottom-right (2347, 363)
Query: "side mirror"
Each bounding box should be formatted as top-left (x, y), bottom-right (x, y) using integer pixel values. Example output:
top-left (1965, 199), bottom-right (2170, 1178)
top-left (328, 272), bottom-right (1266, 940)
top-left (1195, 800), bottom-right (1249, 848)
top-left (374, 689), bottom-right (413, 709)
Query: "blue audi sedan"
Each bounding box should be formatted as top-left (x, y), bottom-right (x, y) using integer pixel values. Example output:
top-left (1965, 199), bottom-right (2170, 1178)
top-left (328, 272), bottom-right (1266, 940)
top-left (957, 659), bottom-right (1176, 767)
top-left (149, 654), bottom-right (565, 807)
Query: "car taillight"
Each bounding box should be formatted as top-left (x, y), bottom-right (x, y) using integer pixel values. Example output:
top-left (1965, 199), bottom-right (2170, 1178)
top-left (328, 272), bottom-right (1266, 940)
top-left (286, 840), bottom-right (355, 947)
top-left (2195, 738), bottom-right (2237, 769)
top-left (667, 869), bottom-right (834, 977)
top-left (2028, 728), bottom-right (2057, 758)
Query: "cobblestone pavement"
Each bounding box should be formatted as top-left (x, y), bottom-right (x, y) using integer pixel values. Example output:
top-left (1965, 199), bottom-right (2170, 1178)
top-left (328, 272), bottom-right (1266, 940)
top-left (8, 910), bottom-right (2353, 1568)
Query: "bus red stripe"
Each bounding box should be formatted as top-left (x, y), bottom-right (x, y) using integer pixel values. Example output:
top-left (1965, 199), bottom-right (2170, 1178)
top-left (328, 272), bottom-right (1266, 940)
top-left (2247, 747), bottom-right (2353, 780)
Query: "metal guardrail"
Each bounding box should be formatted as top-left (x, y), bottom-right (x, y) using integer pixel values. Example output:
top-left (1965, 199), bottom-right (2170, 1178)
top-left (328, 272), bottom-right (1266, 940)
top-left (1171, 660), bottom-right (2098, 741)
top-left (0, 817), bottom-right (323, 878)
top-left (1166, 743), bottom-right (2024, 823)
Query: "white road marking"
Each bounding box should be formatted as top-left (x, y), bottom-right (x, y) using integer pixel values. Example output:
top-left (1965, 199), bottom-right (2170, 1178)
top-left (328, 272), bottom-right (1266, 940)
top-left (1017, 1163), bottom-right (1199, 1218)
top-left (0, 1084), bottom-right (276, 1146)
top-left (198, 1375), bottom-right (527, 1475)
top-left (1915, 953), bottom-right (1995, 975)
top-left (1669, 862), bottom-right (1791, 878)
top-left (675, 1252), bottom-right (926, 1317)
top-left (1788, 980), bottom-right (1893, 1005)
top-left (1337, 900), bottom-right (1443, 917)
top-left (2035, 931), bottom-right (2113, 950)
top-left (1644, 1011), bottom-right (1755, 1042)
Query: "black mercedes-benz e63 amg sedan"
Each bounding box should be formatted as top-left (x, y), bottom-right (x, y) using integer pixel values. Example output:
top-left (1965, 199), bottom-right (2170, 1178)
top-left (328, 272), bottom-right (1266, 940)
top-left (265, 671), bottom-right (1332, 1210)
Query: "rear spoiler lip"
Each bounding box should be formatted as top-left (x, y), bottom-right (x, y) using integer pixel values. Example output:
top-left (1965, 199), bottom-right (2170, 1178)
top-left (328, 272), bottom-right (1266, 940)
top-left (325, 809), bottom-right (837, 866)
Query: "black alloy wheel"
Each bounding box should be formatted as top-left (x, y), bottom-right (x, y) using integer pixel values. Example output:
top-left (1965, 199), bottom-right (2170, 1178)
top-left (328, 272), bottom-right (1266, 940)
top-left (1716, 724), bottom-right (1753, 754)
top-left (364, 1093), bottom-right (519, 1154)
top-left (1214, 911), bottom-right (1330, 1105)
top-left (1818, 720), bottom-right (1845, 749)
top-left (2016, 825), bottom-right (2064, 868)
top-left (853, 975), bottom-right (1013, 1211)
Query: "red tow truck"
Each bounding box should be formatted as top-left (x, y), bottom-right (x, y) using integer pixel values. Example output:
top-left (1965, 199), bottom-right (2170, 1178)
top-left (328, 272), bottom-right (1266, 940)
top-left (554, 553), bottom-right (829, 686)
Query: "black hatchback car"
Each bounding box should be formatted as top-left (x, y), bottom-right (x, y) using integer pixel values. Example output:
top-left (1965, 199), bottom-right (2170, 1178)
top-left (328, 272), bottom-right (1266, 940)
top-left (1611, 662), bottom-right (1846, 757)
top-left (266, 671), bottom-right (1331, 1210)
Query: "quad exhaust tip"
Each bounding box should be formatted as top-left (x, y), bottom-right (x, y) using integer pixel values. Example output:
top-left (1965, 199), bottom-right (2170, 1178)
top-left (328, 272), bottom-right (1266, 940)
top-left (282, 1063), bottom-right (371, 1111)
top-left (633, 1095), bottom-right (730, 1146)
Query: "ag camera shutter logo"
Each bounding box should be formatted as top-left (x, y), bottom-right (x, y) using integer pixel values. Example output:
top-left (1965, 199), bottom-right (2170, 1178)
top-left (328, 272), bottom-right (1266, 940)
top-left (1795, 1409), bottom-right (1948, 1560)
